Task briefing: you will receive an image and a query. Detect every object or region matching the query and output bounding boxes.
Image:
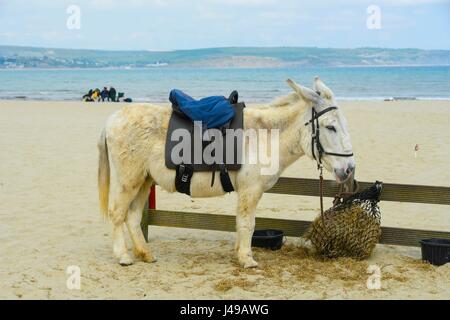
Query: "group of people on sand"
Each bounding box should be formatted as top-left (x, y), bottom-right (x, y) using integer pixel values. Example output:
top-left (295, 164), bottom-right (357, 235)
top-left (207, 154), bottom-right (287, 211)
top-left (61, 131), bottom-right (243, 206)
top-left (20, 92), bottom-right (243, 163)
top-left (83, 87), bottom-right (117, 102)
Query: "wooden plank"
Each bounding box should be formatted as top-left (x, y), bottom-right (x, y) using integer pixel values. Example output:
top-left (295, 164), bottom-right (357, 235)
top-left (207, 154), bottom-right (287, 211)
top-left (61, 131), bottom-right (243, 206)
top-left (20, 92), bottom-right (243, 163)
top-left (379, 226), bottom-right (450, 247)
top-left (268, 177), bottom-right (450, 205)
top-left (140, 177), bottom-right (450, 244)
top-left (145, 210), bottom-right (450, 247)
top-left (140, 201), bottom-right (149, 241)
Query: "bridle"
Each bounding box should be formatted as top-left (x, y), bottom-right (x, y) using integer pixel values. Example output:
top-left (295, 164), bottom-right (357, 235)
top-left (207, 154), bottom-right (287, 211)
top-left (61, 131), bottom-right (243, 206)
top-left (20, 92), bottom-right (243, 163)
top-left (305, 106), bottom-right (354, 166)
top-left (304, 105), bottom-right (354, 218)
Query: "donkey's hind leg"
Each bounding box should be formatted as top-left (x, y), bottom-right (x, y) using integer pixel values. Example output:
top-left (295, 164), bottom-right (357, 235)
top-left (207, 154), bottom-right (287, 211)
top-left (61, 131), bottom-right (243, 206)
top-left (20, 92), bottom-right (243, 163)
top-left (113, 224), bottom-right (132, 266)
top-left (110, 182), bottom-right (143, 266)
top-left (126, 177), bottom-right (156, 263)
top-left (236, 188), bottom-right (263, 268)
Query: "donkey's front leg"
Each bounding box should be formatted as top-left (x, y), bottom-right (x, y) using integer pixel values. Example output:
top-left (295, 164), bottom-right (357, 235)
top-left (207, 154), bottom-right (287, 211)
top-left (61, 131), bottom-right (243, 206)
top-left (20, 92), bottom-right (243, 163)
top-left (236, 189), bottom-right (263, 268)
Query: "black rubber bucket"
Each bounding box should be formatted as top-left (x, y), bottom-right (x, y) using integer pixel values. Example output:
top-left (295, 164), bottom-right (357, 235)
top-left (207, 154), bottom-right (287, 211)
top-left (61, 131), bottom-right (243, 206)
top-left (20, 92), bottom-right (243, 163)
top-left (251, 229), bottom-right (284, 251)
top-left (420, 238), bottom-right (450, 266)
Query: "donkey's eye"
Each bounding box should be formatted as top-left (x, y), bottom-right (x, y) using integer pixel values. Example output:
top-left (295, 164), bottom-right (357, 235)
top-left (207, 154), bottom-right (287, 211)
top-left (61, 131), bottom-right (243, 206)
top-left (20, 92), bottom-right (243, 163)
top-left (326, 125), bottom-right (336, 132)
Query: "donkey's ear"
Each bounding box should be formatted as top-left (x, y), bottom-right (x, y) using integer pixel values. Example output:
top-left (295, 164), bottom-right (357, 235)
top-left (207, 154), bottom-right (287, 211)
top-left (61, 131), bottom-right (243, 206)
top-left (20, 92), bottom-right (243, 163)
top-left (313, 76), bottom-right (335, 102)
top-left (286, 79), bottom-right (322, 105)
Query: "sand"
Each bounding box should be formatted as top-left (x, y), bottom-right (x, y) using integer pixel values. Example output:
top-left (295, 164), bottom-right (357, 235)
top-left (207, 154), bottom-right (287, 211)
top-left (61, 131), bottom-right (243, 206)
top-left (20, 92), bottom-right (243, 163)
top-left (0, 99), bottom-right (449, 300)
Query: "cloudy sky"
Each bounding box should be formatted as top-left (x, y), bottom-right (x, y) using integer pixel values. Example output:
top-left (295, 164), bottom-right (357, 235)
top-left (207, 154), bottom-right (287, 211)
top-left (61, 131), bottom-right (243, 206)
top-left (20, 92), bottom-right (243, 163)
top-left (0, 0), bottom-right (449, 50)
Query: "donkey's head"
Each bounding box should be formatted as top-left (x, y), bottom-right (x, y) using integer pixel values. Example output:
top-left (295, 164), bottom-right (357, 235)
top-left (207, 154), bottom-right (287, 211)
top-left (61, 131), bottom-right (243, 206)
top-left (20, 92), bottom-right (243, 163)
top-left (287, 77), bottom-right (355, 183)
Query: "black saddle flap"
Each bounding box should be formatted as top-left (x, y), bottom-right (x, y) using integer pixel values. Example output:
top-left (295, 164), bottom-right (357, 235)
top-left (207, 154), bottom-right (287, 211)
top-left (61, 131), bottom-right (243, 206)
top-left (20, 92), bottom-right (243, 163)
top-left (165, 102), bottom-right (245, 172)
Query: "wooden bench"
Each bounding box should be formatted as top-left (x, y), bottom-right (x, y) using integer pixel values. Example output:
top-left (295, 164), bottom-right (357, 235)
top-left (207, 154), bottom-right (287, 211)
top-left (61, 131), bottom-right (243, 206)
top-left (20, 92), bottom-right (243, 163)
top-left (141, 178), bottom-right (450, 247)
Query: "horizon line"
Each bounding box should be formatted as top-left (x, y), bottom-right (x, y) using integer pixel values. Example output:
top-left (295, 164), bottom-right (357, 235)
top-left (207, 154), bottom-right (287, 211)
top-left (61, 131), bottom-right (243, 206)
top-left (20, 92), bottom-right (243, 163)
top-left (1, 44), bottom-right (450, 53)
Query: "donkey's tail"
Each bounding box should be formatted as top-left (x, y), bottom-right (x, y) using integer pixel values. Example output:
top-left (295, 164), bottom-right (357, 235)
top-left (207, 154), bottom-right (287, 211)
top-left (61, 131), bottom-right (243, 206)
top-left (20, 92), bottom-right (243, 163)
top-left (98, 128), bottom-right (110, 220)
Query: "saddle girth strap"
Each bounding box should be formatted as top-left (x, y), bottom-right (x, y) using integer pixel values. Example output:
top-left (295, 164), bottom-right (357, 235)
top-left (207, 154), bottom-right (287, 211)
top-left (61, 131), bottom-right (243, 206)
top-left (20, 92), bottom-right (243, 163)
top-left (175, 164), bottom-right (194, 195)
top-left (219, 164), bottom-right (234, 193)
top-left (175, 163), bottom-right (234, 195)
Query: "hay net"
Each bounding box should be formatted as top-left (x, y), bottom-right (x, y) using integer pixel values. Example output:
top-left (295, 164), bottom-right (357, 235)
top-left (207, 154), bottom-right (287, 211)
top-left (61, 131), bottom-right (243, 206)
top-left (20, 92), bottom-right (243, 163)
top-left (306, 181), bottom-right (383, 260)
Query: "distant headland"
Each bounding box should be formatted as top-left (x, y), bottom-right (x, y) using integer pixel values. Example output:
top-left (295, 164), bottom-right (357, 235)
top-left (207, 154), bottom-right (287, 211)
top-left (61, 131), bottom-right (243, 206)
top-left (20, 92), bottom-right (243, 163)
top-left (1, 46), bottom-right (449, 69)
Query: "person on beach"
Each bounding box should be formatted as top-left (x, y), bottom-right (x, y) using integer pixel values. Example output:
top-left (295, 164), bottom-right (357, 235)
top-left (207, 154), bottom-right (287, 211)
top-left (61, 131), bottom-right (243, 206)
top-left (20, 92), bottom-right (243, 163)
top-left (109, 87), bottom-right (117, 102)
top-left (82, 89), bottom-right (94, 102)
top-left (92, 88), bottom-right (100, 102)
top-left (101, 87), bottom-right (109, 102)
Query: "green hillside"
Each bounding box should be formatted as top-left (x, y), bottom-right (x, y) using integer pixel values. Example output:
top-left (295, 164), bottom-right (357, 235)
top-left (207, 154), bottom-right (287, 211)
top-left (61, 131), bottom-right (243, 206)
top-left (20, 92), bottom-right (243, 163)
top-left (1, 46), bottom-right (449, 68)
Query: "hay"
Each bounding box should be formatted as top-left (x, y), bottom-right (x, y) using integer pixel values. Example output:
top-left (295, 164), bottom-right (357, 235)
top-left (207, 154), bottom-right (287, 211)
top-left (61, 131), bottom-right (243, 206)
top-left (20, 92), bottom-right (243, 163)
top-left (213, 244), bottom-right (372, 293)
top-left (400, 256), bottom-right (436, 272)
top-left (214, 278), bottom-right (256, 292)
top-left (306, 203), bottom-right (381, 259)
top-left (305, 182), bottom-right (382, 259)
top-left (210, 242), bottom-right (432, 293)
top-left (234, 244), bottom-right (370, 288)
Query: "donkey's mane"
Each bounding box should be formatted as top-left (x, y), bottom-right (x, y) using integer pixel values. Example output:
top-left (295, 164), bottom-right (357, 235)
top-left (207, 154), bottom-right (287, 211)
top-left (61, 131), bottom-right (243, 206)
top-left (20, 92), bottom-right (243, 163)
top-left (244, 92), bottom-right (309, 131)
top-left (270, 92), bottom-right (300, 108)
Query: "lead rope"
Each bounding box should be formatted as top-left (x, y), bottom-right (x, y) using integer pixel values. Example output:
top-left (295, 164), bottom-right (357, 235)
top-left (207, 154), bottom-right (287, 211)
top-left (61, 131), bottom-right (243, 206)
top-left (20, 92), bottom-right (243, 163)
top-left (318, 163), bottom-right (331, 238)
top-left (319, 164), bottom-right (325, 223)
top-left (332, 177), bottom-right (360, 207)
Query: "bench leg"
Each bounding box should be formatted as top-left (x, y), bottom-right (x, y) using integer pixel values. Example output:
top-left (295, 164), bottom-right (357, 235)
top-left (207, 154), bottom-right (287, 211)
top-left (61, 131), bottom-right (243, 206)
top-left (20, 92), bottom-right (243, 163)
top-left (140, 186), bottom-right (156, 242)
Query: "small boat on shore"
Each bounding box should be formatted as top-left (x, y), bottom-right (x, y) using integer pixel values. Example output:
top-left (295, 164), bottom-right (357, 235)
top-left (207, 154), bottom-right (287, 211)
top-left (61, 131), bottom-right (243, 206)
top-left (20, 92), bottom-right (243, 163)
top-left (385, 96), bottom-right (417, 101)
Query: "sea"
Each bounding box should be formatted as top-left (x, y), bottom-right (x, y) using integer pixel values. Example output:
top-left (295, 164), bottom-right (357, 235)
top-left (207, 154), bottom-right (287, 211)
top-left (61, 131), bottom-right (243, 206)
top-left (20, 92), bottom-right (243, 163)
top-left (1, 65), bottom-right (449, 102)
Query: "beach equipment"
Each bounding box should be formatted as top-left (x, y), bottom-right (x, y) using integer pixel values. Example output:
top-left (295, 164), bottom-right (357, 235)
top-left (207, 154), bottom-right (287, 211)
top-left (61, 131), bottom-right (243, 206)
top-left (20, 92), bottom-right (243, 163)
top-left (420, 239), bottom-right (450, 266)
top-left (306, 182), bottom-right (382, 259)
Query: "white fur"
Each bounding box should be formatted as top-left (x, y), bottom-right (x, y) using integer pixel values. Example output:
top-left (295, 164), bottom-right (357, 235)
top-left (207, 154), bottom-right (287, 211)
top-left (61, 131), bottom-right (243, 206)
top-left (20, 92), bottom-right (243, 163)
top-left (314, 76), bottom-right (337, 105)
top-left (98, 78), bottom-right (355, 268)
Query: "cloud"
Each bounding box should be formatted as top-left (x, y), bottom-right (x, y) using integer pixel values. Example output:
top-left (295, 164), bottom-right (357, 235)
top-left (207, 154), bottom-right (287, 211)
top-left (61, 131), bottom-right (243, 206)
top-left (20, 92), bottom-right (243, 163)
top-left (383, 0), bottom-right (450, 4)
top-left (205, 0), bottom-right (277, 6)
top-left (335, 0), bottom-right (450, 4)
top-left (88, 0), bottom-right (166, 9)
top-left (0, 0), bottom-right (449, 50)
top-left (0, 31), bottom-right (17, 38)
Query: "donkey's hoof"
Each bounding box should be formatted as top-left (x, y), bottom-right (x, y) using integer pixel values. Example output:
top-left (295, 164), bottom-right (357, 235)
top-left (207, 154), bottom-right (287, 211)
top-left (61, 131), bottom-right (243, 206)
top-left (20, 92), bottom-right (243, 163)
top-left (134, 249), bottom-right (157, 263)
top-left (240, 257), bottom-right (258, 269)
top-left (144, 256), bottom-right (157, 264)
top-left (119, 254), bottom-right (134, 266)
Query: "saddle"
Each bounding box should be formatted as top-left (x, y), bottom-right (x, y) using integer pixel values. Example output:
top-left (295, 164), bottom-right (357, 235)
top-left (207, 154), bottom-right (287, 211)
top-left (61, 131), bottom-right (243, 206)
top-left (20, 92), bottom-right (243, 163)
top-left (169, 89), bottom-right (237, 129)
top-left (165, 89), bottom-right (245, 195)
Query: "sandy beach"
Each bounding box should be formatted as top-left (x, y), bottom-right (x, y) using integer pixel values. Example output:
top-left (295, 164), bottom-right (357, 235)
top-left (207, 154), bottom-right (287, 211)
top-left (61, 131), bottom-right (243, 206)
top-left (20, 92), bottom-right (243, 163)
top-left (0, 99), bottom-right (449, 300)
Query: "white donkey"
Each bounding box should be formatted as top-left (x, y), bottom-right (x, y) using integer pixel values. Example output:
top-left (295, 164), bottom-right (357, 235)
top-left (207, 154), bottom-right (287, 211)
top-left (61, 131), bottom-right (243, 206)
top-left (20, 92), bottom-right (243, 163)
top-left (98, 77), bottom-right (355, 268)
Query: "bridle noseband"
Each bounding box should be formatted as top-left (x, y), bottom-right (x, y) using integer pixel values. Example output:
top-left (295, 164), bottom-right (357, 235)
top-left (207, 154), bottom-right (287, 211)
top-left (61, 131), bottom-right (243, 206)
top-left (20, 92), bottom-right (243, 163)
top-left (305, 106), bottom-right (354, 168)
